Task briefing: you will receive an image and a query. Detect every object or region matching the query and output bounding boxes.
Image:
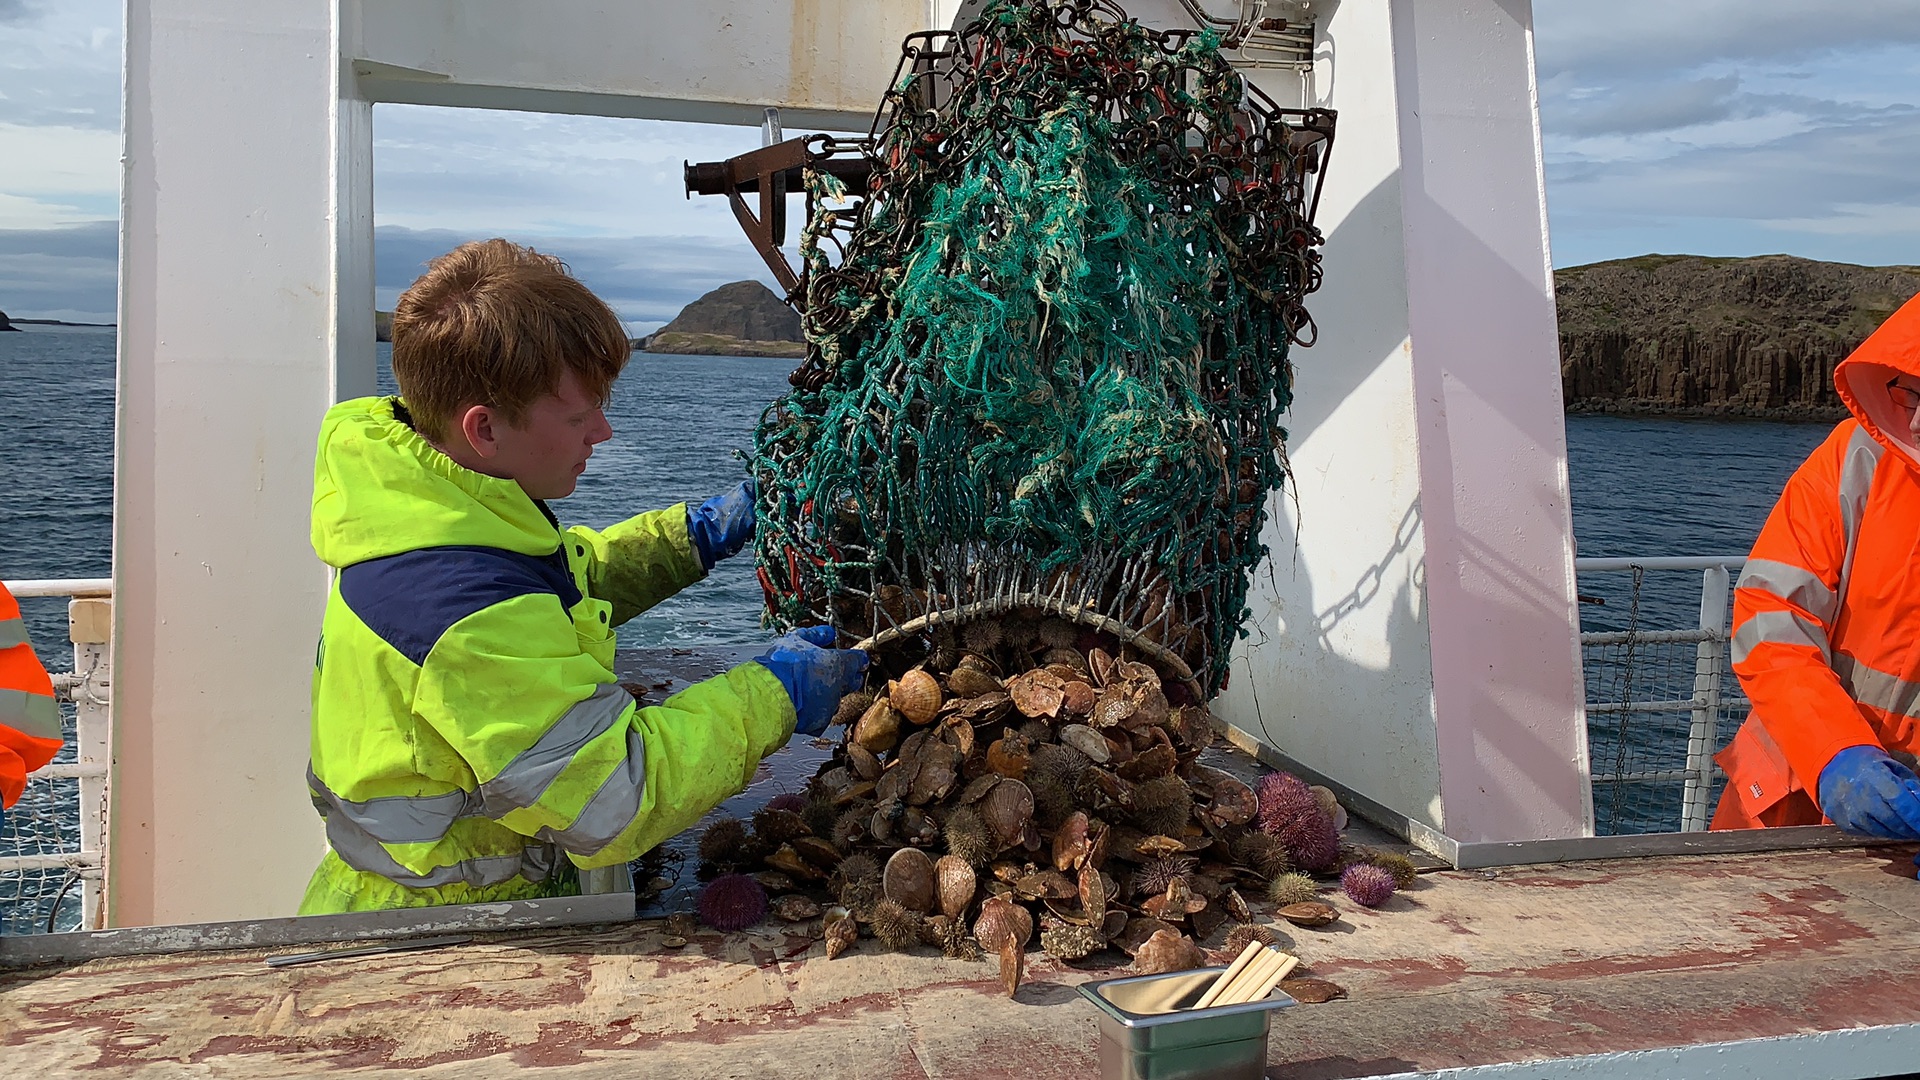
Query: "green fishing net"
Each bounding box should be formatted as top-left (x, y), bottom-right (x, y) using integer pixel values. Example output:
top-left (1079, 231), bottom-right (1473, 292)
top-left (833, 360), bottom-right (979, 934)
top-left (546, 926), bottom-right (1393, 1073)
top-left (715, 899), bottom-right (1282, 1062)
top-left (750, 0), bottom-right (1333, 698)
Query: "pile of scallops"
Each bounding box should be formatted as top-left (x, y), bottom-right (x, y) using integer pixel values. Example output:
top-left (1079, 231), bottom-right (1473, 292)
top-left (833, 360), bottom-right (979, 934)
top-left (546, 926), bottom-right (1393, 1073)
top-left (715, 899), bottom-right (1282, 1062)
top-left (692, 616), bottom-right (1418, 995)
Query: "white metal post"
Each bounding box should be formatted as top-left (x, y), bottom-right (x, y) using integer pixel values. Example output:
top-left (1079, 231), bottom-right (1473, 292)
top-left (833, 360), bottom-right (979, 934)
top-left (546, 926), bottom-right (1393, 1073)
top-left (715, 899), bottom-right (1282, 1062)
top-left (67, 599), bottom-right (112, 929)
top-left (1681, 565), bottom-right (1732, 832)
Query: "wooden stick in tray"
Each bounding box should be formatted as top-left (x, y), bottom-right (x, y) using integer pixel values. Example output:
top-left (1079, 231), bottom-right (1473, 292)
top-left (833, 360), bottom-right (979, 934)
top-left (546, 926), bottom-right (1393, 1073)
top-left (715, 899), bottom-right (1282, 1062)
top-left (1189, 940), bottom-right (1267, 1011)
top-left (1216, 947), bottom-right (1287, 1006)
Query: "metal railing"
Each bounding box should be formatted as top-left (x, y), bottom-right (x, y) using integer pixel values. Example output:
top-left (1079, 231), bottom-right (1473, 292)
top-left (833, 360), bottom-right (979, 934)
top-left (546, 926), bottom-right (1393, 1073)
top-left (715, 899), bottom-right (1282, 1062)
top-left (1, 578), bottom-right (112, 934)
top-left (1575, 557), bottom-right (1746, 835)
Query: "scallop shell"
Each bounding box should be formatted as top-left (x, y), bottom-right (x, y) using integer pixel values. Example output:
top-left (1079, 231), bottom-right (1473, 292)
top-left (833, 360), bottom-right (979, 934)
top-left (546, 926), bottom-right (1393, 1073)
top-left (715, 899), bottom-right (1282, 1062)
top-left (883, 847), bottom-right (937, 914)
top-left (772, 894), bottom-right (822, 922)
top-left (853, 699), bottom-right (902, 755)
top-left (1013, 868), bottom-right (1076, 901)
top-left (1309, 785), bottom-right (1350, 831)
top-left (1132, 929), bottom-right (1205, 975)
top-left (1117, 743), bottom-right (1178, 781)
top-left (1059, 680), bottom-right (1097, 717)
top-left (1141, 879), bottom-right (1208, 920)
top-left (1275, 901), bottom-right (1340, 928)
top-left (1058, 724), bottom-right (1112, 764)
top-left (972, 895), bottom-right (1033, 997)
top-left (1088, 647), bottom-right (1116, 687)
top-left (1113, 916), bottom-right (1180, 957)
top-left (1079, 863), bottom-right (1109, 919)
top-left (846, 743), bottom-right (882, 781)
top-left (947, 665), bottom-right (1004, 698)
top-left (1191, 765), bottom-right (1257, 827)
top-left (1051, 811), bottom-right (1092, 872)
top-left (935, 855), bottom-right (976, 919)
top-left (980, 778), bottom-right (1035, 850)
top-left (1279, 977), bottom-right (1348, 1004)
top-left (791, 836), bottom-right (843, 869)
top-left (766, 845), bottom-right (825, 881)
top-left (892, 669), bottom-right (944, 725)
top-left (986, 733), bottom-right (1032, 780)
top-left (1006, 669), bottom-right (1068, 719)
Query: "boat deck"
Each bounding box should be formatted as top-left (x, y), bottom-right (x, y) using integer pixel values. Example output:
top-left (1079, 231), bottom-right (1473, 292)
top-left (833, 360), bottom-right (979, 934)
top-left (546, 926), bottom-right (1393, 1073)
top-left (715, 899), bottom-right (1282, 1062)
top-left (6, 842), bottom-right (1918, 1077)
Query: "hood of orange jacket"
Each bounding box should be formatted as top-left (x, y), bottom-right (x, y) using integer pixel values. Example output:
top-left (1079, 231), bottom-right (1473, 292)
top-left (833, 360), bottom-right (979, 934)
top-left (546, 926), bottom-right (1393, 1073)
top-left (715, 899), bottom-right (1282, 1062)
top-left (1836, 293), bottom-right (1920, 463)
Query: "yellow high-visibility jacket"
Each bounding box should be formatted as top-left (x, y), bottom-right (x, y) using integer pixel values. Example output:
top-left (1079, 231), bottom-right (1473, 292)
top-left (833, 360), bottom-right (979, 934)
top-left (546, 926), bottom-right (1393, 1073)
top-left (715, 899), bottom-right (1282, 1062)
top-left (301, 396), bottom-right (793, 913)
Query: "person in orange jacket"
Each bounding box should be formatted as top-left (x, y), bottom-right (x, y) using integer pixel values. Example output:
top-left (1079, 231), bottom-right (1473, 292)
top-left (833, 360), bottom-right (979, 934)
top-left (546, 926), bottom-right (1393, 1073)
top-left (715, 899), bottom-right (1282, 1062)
top-left (0, 581), bottom-right (63, 830)
top-left (1714, 292), bottom-right (1920, 874)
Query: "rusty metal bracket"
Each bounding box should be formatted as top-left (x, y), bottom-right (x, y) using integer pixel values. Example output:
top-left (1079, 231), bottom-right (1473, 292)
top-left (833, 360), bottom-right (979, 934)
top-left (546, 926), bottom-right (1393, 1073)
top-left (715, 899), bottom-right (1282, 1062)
top-left (685, 138), bottom-right (873, 310)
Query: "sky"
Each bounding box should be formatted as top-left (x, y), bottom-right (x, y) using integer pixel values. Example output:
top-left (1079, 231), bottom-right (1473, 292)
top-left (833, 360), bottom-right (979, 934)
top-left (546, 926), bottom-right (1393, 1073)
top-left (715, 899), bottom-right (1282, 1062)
top-left (1, 0), bottom-right (1917, 326)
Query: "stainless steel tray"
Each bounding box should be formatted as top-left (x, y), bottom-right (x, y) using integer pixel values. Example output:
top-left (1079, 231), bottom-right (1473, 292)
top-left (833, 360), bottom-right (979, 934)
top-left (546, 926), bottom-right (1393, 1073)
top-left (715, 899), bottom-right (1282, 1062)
top-left (1078, 966), bottom-right (1296, 1079)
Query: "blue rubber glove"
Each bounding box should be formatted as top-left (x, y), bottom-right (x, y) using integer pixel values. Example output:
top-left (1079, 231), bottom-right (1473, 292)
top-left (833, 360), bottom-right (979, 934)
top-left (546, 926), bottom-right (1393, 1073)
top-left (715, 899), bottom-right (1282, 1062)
top-left (1817, 745), bottom-right (1920, 840)
top-left (687, 480), bottom-right (758, 572)
top-left (753, 625), bottom-right (869, 736)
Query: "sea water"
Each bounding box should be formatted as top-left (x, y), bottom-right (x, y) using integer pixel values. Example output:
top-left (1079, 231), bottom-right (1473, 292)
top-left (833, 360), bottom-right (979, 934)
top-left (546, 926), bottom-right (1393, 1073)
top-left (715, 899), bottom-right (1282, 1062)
top-left (0, 328), bottom-right (1834, 927)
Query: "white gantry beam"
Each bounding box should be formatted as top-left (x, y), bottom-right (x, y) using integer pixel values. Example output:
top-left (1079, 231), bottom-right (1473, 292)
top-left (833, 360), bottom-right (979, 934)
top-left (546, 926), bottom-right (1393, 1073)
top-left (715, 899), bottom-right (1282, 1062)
top-left (113, 0), bottom-right (935, 926)
top-left (1215, 0), bottom-right (1589, 850)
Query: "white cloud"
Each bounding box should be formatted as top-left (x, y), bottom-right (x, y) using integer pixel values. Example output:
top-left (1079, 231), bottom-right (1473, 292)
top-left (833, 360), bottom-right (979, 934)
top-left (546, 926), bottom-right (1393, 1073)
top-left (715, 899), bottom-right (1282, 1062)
top-left (1535, 0), bottom-right (1920, 267)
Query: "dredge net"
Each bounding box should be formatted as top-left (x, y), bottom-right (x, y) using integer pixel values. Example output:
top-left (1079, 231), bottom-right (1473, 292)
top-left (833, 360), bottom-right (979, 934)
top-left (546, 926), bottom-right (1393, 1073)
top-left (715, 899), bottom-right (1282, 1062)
top-left (750, 0), bottom-right (1333, 698)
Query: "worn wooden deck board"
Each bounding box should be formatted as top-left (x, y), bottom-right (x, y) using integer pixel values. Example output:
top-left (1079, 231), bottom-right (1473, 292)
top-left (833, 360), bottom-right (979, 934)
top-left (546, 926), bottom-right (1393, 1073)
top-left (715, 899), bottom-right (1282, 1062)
top-left (4, 845), bottom-right (1917, 1077)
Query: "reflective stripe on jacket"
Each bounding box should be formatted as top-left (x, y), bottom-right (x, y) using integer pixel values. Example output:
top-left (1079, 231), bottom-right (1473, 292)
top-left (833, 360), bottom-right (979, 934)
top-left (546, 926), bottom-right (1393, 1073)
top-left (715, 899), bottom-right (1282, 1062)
top-left (1714, 293), bottom-right (1920, 829)
top-left (0, 581), bottom-right (63, 809)
top-left (302, 396), bottom-right (795, 912)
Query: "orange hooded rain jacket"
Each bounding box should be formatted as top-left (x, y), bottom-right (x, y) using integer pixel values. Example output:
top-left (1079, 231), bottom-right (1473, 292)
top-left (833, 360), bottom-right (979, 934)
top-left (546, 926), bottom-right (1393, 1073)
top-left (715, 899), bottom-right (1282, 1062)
top-left (0, 581), bottom-right (63, 809)
top-left (1713, 293), bottom-right (1920, 829)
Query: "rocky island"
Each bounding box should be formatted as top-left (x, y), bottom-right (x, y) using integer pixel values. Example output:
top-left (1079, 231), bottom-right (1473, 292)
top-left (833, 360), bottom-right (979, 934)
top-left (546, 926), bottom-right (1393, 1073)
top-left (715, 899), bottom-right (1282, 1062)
top-left (371, 283), bottom-right (804, 355)
top-left (1557, 254), bottom-right (1920, 420)
top-left (639, 280), bottom-right (804, 359)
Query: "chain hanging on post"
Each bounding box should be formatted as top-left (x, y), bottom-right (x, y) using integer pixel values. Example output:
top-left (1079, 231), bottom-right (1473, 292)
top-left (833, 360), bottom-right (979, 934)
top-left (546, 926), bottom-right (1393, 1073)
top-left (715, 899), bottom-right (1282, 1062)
top-left (695, 0), bottom-right (1335, 699)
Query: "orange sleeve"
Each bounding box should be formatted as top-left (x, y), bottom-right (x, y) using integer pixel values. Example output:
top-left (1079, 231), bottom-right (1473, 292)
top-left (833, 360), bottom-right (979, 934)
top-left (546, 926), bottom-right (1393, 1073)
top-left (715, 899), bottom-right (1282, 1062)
top-left (1731, 422), bottom-right (1883, 794)
top-left (0, 726), bottom-right (63, 809)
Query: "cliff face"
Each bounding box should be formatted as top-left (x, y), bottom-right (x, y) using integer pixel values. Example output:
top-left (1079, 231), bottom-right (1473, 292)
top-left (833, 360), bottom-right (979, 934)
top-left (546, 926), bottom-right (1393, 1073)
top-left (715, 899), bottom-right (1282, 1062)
top-left (1557, 255), bottom-right (1920, 419)
top-left (648, 281), bottom-right (800, 350)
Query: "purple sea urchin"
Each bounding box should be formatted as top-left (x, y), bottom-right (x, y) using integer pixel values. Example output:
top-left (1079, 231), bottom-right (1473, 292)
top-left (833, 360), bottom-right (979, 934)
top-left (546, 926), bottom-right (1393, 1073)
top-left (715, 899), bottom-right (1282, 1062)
top-left (1281, 810), bottom-right (1342, 874)
top-left (1255, 772), bottom-right (1320, 835)
top-left (1133, 855), bottom-right (1199, 899)
top-left (1342, 863), bottom-right (1396, 908)
top-left (696, 874), bottom-right (769, 932)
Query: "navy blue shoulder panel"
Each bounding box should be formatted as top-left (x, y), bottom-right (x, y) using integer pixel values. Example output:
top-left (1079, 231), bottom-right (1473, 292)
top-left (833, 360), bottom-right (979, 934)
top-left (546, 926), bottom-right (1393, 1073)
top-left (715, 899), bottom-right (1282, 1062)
top-left (339, 545), bottom-right (582, 666)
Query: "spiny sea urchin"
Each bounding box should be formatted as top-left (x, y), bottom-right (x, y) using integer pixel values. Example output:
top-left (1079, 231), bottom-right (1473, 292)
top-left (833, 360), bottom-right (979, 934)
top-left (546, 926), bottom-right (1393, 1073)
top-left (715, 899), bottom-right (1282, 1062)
top-left (1361, 848), bottom-right (1420, 889)
top-left (1230, 831), bottom-right (1292, 880)
top-left (696, 874), bottom-right (769, 932)
top-left (962, 619), bottom-right (1004, 653)
top-left (1342, 863), bottom-right (1396, 908)
top-left (697, 817), bottom-right (751, 869)
top-left (1130, 775), bottom-right (1195, 837)
top-left (1221, 923), bottom-right (1278, 954)
top-left (944, 805), bottom-right (997, 868)
top-left (752, 806), bottom-right (812, 847)
top-left (869, 898), bottom-right (925, 951)
top-left (830, 853), bottom-right (881, 914)
top-left (1266, 872), bottom-right (1319, 907)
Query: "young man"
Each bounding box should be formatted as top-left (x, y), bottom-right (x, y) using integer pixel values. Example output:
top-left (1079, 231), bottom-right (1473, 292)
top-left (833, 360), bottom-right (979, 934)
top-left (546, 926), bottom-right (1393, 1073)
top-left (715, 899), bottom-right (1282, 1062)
top-left (301, 239), bottom-right (865, 914)
top-left (1714, 292), bottom-right (1920, 876)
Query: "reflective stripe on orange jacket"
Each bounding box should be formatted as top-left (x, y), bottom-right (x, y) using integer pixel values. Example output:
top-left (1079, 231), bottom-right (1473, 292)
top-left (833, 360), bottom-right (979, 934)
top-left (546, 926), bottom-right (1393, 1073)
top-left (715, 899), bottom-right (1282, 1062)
top-left (1713, 293), bottom-right (1920, 829)
top-left (0, 581), bottom-right (62, 809)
